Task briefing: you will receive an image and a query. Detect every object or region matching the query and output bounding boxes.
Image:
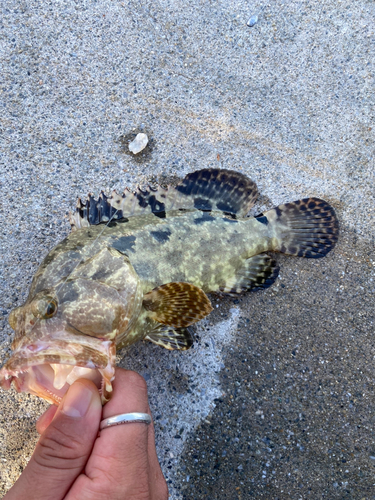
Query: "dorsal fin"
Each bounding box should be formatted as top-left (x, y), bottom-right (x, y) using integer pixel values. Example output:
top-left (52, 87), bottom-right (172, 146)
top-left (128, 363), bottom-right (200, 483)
top-left (69, 168), bottom-right (258, 230)
top-left (174, 168), bottom-right (258, 215)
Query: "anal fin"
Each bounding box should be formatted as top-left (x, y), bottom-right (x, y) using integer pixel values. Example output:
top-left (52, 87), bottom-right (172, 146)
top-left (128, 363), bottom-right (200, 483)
top-left (219, 254), bottom-right (279, 295)
top-left (145, 325), bottom-right (194, 351)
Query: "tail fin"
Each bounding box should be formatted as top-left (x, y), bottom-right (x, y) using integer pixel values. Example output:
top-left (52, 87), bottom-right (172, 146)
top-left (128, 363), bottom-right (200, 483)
top-left (263, 198), bottom-right (339, 258)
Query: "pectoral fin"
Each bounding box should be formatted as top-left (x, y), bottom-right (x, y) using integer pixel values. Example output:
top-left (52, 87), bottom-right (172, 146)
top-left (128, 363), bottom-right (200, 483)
top-left (145, 324), bottom-right (194, 350)
top-left (143, 282), bottom-right (213, 328)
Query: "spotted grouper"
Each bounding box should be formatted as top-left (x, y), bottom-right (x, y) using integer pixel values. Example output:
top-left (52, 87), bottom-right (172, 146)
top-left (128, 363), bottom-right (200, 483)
top-left (0, 169), bottom-right (339, 404)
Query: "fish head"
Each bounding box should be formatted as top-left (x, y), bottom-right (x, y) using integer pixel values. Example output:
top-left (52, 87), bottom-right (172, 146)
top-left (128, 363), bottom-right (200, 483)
top-left (0, 247), bottom-right (143, 404)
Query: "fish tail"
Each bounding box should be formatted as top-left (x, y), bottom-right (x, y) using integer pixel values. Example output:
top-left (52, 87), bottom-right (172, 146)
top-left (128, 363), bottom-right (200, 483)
top-left (262, 198), bottom-right (339, 258)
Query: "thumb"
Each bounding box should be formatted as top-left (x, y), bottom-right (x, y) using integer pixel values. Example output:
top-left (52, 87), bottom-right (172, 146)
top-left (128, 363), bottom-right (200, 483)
top-left (5, 379), bottom-right (102, 500)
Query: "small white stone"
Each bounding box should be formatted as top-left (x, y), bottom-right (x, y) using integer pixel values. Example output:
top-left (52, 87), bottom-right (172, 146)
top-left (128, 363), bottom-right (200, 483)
top-left (129, 133), bottom-right (148, 154)
top-left (247, 15), bottom-right (258, 27)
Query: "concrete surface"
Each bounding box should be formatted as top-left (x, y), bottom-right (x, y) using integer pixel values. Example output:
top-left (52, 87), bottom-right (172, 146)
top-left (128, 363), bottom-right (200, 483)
top-left (0, 0), bottom-right (374, 498)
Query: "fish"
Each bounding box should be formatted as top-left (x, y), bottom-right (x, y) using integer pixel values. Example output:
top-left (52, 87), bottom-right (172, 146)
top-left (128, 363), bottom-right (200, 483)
top-left (0, 168), bottom-right (339, 404)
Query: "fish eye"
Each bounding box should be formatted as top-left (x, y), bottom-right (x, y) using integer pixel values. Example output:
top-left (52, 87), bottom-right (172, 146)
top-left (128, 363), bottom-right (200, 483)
top-left (32, 297), bottom-right (58, 320)
top-left (44, 299), bottom-right (57, 319)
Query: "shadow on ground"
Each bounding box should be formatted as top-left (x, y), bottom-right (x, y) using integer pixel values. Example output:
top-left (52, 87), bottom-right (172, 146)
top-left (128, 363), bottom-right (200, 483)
top-left (178, 229), bottom-right (375, 499)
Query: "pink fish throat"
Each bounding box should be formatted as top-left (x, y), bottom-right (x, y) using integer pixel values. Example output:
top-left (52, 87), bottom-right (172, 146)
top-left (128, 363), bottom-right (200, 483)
top-left (0, 339), bottom-right (116, 405)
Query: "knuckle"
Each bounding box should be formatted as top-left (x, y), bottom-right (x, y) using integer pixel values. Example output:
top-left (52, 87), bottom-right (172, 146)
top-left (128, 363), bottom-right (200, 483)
top-left (126, 370), bottom-right (148, 395)
top-left (34, 423), bottom-right (87, 469)
top-left (86, 464), bottom-right (151, 500)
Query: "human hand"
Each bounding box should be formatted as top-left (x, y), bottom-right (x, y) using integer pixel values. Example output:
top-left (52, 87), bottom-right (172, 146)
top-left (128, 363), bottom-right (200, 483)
top-left (4, 368), bottom-right (168, 500)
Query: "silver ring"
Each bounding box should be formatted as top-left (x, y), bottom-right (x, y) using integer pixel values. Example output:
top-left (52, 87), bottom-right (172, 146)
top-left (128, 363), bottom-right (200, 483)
top-left (100, 412), bottom-right (152, 430)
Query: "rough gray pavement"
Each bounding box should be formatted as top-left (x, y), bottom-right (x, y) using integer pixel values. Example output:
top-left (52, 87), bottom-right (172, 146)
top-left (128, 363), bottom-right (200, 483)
top-left (0, 0), bottom-right (374, 498)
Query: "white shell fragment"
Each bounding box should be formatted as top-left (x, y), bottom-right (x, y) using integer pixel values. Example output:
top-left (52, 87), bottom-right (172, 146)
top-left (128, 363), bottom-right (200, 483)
top-left (129, 133), bottom-right (149, 154)
top-left (247, 15), bottom-right (258, 27)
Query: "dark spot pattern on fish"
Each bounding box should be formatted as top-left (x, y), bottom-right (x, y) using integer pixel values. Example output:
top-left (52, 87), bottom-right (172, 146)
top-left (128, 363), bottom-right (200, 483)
top-left (88, 194), bottom-right (99, 224)
top-left (148, 195), bottom-right (165, 213)
top-left (194, 197), bottom-right (212, 211)
top-left (58, 286), bottom-right (80, 304)
top-left (175, 180), bottom-right (193, 196)
top-left (111, 235), bottom-right (137, 255)
top-left (52, 239), bottom-right (85, 253)
top-left (136, 192), bottom-right (148, 209)
top-left (275, 206), bottom-right (282, 217)
top-left (193, 213), bottom-right (214, 225)
top-left (153, 211), bottom-right (166, 219)
top-left (222, 217), bottom-right (238, 223)
top-left (116, 218), bottom-right (129, 225)
top-left (91, 268), bottom-right (113, 281)
top-left (216, 201), bottom-right (233, 212)
top-left (150, 229), bottom-right (172, 244)
top-left (41, 247), bottom-right (81, 269)
top-left (105, 210), bottom-right (124, 222)
top-left (132, 260), bottom-right (159, 284)
top-left (255, 215), bottom-right (269, 225)
top-left (42, 251), bottom-right (61, 267)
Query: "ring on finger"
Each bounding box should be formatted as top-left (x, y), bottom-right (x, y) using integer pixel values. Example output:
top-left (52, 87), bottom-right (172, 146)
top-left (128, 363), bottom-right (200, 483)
top-left (100, 412), bottom-right (152, 430)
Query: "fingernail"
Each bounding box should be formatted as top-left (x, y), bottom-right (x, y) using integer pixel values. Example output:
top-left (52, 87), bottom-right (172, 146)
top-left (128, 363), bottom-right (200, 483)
top-left (61, 382), bottom-right (95, 418)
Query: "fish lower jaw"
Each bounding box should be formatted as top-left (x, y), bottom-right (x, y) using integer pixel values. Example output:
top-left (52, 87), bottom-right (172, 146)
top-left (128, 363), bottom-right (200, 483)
top-left (0, 364), bottom-right (107, 405)
top-left (0, 342), bottom-right (116, 405)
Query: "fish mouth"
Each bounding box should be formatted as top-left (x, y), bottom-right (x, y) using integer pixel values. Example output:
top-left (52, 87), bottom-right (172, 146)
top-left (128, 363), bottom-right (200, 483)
top-left (0, 339), bottom-right (116, 405)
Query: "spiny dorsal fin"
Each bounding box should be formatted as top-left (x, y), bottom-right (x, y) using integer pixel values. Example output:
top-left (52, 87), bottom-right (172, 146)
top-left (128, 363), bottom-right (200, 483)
top-left (69, 168), bottom-right (258, 230)
top-left (145, 325), bottom-right (194, 350)
top-left (143, 282), bottom-right (213, 328)
top-left (219, 254), bottom-right (279, 295)
top-left (69, 187), bottom-right (165, 230)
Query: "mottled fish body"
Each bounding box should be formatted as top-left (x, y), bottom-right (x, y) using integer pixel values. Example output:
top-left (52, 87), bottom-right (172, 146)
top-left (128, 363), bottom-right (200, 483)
top-left (0, 169), bottom-right (338, 404)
